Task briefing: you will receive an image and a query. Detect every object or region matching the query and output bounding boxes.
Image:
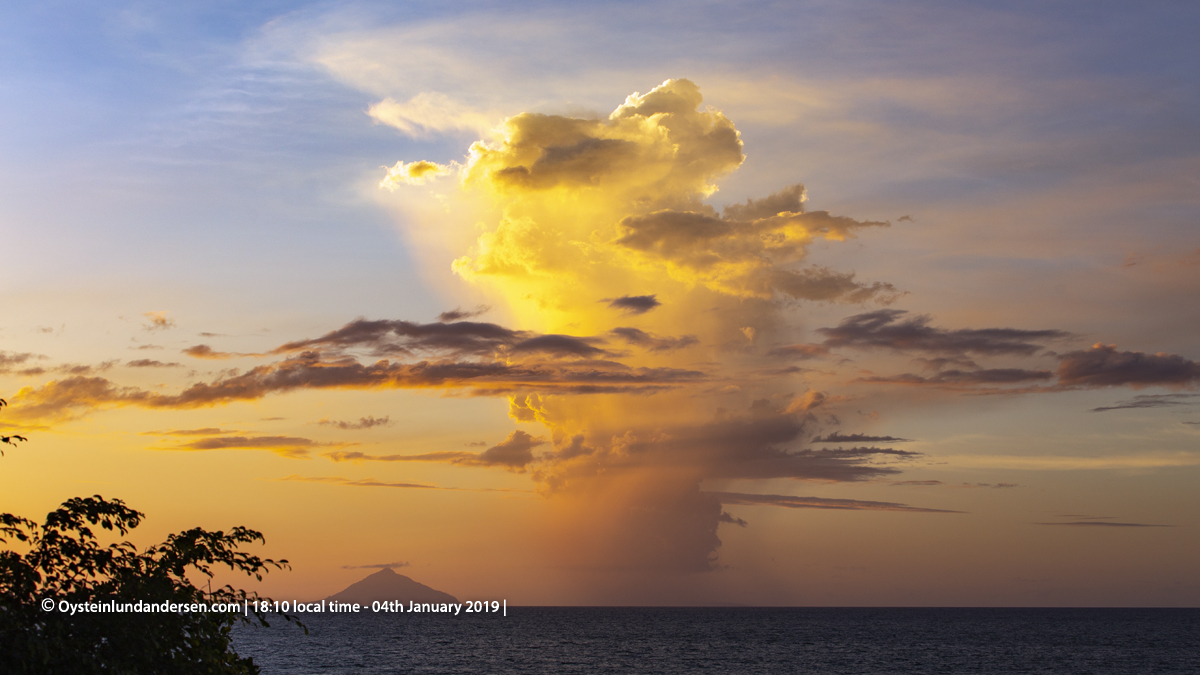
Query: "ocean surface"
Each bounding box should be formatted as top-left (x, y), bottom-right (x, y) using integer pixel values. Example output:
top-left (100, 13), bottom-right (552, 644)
top-left (231, 607), bottom-right (1199, 674)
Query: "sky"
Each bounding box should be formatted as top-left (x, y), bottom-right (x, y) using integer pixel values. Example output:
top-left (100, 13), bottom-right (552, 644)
top-left (1, 0), bottom-right (1198, 606)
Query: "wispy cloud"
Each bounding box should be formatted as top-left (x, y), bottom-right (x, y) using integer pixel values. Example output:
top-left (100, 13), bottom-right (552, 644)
top-left (0, 351), bottom-right (46, 373)
top-left (708, 491), bottom-right (962, 514)
top-left (153, 434), bottom-right (354, 459)
top-left (182, 345), bottom-right (240, 360)
top-left (1091, 393), bottom-right (1200, 412)
top-left (941, 453), bottom-right (1200, 470)
top-left (1059, 344), bottom-right (1200, 388)
top-left (606, 295), bottom-right (661, 315)
top-left (278, 475), bottom-right (442, 490)
top-left (608, 328), bottom-right (698, 352)
top-left (317, 415), bottom-right (393, 430)
top-left (275, 474), bottom-right (532, 494)
top-left (767, 344), bottom-right (832, 360)
top-left (341, 561), bottom-right (411, 570)
top-left (1036, 521), bottom-right (1169, 528)
top-left (890, 480), bottom-right (1018, 489)
top-left (5, 317), bottom-right (711, 422)
top-left (324, 431), bottom-right (545, 472)
top-left (437, 306), bottom-right (489, 322)
top-left (818, 310), bottom-right (1070, 356)
top-left (856, 368), bottom-right (1054, 387)
top-left (369, 93), bottom-right (497, 138)
top-left (140, 427), bottom-right (240, 436)
top-left (126, 359), bottom-right (182, 368)
top-left (142, 311), bottom-right (176, 331)
top-left (813, 432), bottom-right (911, 443)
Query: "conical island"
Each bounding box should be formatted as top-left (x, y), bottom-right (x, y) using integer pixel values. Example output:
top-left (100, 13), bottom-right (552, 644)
top-left (325, 568), bottom-right (458, 605)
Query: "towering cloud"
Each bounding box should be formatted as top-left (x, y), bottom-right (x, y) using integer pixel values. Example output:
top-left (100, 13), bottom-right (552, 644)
top-left (363, 80), bottom-right (942, 574)
top-left (439, 79), bottom-right (901, 339)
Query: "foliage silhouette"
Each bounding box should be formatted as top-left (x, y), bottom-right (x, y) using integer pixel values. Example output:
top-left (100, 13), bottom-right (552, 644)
top-left (0, 399), bottom-right (28, 453)
top-left (0, 496), bottom-right (303, 673)
top-left (0, 401), bottom-right (301, 673)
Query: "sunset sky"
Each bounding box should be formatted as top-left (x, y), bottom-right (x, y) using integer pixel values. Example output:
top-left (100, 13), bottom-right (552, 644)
top-left (2, 0), bottom-right (1198, 606)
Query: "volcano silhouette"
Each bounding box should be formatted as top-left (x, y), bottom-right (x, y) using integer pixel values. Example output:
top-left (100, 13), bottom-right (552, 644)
top-left (325, 568), bottom-right (458, 604)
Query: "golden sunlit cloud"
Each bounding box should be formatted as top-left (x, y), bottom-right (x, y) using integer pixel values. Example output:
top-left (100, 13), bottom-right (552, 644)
top-left (442, 79), bottom-right (900, 330)
top-left (369, 92), bottom-right (497, 138)
top-left (366, 80), bottom-right (954, 571)
top-left (142, 311), bottom-right (176, 331)
top-left (380, 159), bottom-right (454, 188)
top-left (182, 345), bottom-right (239, 360)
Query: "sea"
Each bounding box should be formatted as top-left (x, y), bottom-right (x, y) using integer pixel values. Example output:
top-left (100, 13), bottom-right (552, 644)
top-left (231, 607), bottom-right (1200, 674)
